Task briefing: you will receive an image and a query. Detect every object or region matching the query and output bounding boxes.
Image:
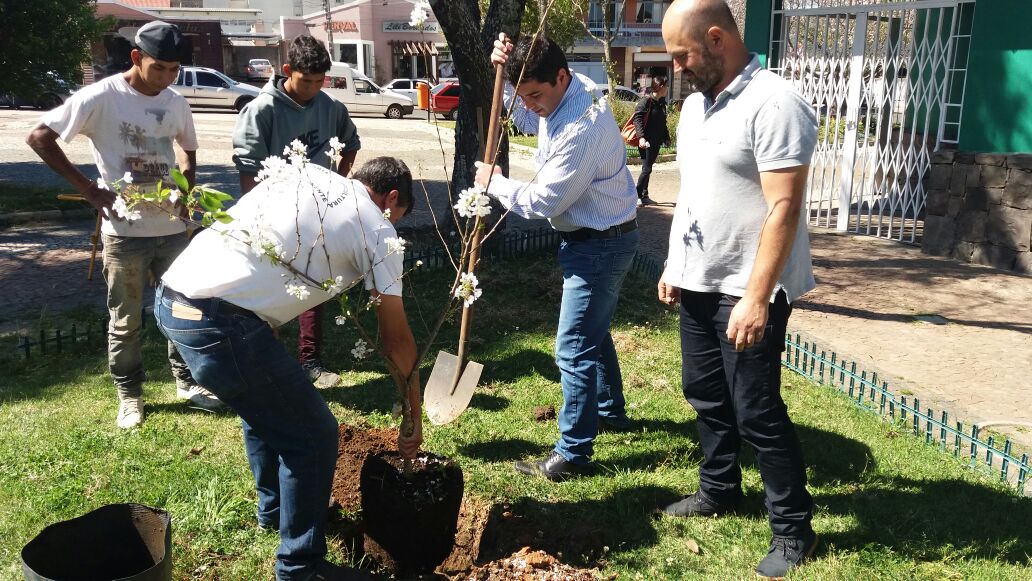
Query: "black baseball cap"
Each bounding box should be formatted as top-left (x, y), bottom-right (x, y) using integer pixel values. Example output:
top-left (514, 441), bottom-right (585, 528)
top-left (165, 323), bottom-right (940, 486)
top-left (133, 21), bottom-right (186, 62)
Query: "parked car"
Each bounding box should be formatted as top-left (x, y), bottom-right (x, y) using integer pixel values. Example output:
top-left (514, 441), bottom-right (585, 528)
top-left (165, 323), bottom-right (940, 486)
top-left (602, 84), bottom-right (640, 102)
top-left (0, 73), bottom-right (76, 110)
top-left (322, 63), bottom-right (414, 119)
top-left (381, 78), bottom-right (430, 104)
top-left (245, 59), bottom-right (274, 81)
top-left (171, 66), bottom-right (260, 111)
top-left (429, 81), bottom-right (460, 120)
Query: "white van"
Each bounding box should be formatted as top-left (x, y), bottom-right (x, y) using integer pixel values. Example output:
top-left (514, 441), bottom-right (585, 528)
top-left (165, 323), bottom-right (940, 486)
top-left (323, 63), bottom-right (414, 119)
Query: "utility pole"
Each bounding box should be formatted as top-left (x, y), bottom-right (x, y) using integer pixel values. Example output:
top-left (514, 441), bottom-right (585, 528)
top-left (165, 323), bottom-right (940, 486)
top-left (325, 0), bottom-right (334, 60)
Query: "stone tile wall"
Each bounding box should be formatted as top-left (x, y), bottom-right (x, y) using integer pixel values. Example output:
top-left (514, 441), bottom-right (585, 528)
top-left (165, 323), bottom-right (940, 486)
top-left (923, 151), bottom-right (1032, 273)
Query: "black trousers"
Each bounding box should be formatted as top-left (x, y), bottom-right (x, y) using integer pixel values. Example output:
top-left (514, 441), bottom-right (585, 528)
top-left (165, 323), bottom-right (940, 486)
top-left (679, 289), bottom-right (813, 537)
top-left (636, 145), bottom-right (661, 197)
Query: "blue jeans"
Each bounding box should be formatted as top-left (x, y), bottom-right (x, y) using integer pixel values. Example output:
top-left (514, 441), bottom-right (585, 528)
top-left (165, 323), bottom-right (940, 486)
top-left (553, 229), bottom-right (639, 464)
top-left (101, 233), bottom-right (195, 399)
top-left (154, 284), bottom-right (339, 581)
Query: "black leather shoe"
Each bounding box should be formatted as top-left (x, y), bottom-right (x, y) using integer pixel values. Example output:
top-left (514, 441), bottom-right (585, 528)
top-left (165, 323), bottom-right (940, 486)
top-left (755, 531), bottom-right (819, 579)
top-left (514, 451), bottom-right (593, 481)
top-left (310, 560), bottom-right (371, 580)
top-left (598, 414), bottom-right (634, 432)
top-left (661, 491), bottom-right (739, 517)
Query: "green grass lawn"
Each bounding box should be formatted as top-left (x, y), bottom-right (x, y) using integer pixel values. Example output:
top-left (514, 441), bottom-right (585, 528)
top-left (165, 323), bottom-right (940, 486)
top-left (1, 255), bottom-right (1029, 579)
top-left (0, 183), bottom-right (86, 214)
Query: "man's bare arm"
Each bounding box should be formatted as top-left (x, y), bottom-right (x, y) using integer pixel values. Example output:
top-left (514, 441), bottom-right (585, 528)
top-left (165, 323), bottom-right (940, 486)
top-left (26, 125), bottom-right (115, 213)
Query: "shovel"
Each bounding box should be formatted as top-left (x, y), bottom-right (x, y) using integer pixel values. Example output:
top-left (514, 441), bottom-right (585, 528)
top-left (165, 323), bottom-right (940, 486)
top-left (424, 63), bottom-right (507, 425)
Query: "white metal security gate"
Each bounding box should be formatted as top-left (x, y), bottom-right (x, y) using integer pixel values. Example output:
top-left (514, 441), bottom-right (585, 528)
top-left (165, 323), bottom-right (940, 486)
top-left (768, 0), bottom-right (976, 243)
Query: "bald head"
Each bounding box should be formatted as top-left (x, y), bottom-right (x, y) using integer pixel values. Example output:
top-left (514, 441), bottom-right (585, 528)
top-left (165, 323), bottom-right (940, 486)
top-left (663, 0), bottom-right (740, 44)
top-left (663, 0), bottom-right (748, 96)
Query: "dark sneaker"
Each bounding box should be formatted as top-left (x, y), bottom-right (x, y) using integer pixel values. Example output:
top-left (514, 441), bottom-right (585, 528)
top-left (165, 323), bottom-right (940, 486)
top-left (755, 531), bottom-right (819, 579)
top-left (302, 360), bottom-right (341, 389)
top-left (661, 491), bottom-right (739, 517)
top-left (598, 414), bottom-right (634, 432)
top-left (639, 195), bottom-right (655, 206)
top-left (514, 451), bottom-right (594, 481)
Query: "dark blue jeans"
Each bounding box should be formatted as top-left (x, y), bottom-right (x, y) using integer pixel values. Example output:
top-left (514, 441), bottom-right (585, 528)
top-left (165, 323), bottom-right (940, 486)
top-left (154, 284), bottom-right (339, 580)
top-left (553, 229), bottom-right (639, 464)
top-left (679, 290), bottom-right (813, 537)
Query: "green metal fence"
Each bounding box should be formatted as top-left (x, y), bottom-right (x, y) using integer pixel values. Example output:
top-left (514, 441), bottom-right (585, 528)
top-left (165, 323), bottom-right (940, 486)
top-left (783, 333), bottom-right (1030, 494)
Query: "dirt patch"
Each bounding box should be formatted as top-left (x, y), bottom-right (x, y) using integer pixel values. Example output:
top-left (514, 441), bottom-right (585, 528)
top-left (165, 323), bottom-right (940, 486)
top-left (458, 547), bottom-right (604, 581)
top-left (532, 405), bottom-right (556, 422)
top-left (331, 424), bottom-right (398, 511)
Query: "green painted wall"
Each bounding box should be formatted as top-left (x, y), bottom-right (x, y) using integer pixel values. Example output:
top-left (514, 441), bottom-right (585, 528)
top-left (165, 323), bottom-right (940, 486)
top-left (959, 0), bottom-right (1032, 153)
top-left (743, 0), bottom-right (772, 66)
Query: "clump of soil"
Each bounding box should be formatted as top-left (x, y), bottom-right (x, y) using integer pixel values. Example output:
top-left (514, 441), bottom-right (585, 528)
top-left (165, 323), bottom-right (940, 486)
top-left (460, 547), bottom-right (602, 580)
top-left (331, 424), bottom-right (398, 511)
top-left (361, 451), bottom-right (464, 574)
top-left (532, 405), bottom-right (556, 422)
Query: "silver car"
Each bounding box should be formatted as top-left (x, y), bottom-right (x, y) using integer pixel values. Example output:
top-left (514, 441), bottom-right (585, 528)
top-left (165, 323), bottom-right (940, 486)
top-left (172, 67), bottom-right (260, 112)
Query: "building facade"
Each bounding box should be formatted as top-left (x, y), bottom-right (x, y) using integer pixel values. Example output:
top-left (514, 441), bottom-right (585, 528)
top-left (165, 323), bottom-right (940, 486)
top-left (284, 1), bottom-right (449, 85)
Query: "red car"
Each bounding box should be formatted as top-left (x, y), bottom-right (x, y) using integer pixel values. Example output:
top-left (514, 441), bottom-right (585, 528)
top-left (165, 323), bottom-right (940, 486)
top-left (429, 82), bottom-right (460, 120)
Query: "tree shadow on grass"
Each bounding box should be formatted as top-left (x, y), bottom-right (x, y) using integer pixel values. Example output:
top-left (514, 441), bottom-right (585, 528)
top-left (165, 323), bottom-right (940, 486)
top-left (457, 437), bottom-right (540, 463)
top-left (818, 476), bottom-right (1032, 565)
top-left (476, 485), bottom-right (682, 568)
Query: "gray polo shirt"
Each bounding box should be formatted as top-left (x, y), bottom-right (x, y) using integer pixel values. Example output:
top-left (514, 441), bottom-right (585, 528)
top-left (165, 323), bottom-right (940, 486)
top-left (662, 54), bottom-right (817, 302)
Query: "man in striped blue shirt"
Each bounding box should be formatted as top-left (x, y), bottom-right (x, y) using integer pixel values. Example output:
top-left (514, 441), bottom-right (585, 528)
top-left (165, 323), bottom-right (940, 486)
top-left (474, 33), bottom-right (639, 481)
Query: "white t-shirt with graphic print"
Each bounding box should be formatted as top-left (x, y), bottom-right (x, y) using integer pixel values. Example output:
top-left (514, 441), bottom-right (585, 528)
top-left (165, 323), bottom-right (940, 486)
top-left (41, 73), bottom-right (198, 237)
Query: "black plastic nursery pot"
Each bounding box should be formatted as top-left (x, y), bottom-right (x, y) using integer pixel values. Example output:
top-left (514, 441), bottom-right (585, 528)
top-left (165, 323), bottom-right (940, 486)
top-left (22, 503), bottom-right (172, 581)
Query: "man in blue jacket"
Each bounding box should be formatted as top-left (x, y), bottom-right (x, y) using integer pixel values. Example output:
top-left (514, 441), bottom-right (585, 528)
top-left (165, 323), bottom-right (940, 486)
top-left (233, 35), bottom-right (361, 389)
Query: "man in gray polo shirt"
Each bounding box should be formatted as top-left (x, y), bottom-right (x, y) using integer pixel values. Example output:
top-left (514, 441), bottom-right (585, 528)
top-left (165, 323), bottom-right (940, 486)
top-left (658, 1), bottom-right (819, 578)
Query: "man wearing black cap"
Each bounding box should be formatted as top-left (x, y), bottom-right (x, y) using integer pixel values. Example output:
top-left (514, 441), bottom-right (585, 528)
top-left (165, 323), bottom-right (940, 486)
top-left (26, 21), bottom-right (224, 429)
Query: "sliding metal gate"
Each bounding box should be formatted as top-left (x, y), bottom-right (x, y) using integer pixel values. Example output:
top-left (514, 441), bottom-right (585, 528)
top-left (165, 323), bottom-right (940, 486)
top-left (768, 0), bottom-right (976, 244)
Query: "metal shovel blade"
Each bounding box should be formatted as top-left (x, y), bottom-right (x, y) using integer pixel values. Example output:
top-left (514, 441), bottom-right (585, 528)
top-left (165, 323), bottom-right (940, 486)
top-left (424, 351), bottom-right (483, 425)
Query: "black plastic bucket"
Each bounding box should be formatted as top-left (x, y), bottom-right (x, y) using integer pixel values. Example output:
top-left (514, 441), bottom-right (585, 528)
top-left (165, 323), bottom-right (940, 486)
top-left (22, 503), bottom-right (172, 581)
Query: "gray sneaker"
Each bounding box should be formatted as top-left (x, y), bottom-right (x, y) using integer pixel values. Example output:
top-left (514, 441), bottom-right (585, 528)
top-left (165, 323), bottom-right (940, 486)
top-left (176, 385), bottom-right (226, 411)
top-left (755, 531), bottom-right (819, 579)
top-left (117, 397), bottom-right (144, 429)
top-left (303, 361), bottom-right (342, 389)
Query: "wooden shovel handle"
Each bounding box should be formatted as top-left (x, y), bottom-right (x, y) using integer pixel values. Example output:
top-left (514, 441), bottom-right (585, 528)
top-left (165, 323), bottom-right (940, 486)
top-left (453, 63), bottom-right (506, 390)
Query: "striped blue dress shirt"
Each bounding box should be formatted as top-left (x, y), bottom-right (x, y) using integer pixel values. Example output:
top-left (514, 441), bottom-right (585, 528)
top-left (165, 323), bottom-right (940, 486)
top-left (486, 73), bottom-right (638, 232)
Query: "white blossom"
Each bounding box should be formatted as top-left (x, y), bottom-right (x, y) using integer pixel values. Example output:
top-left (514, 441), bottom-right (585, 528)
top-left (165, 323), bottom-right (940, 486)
top-left (351, 338), bottom-right (374, 360)
top-left (122, 171), bottom-right (134, 184)
top-left (364, 295), bottom-right (382, 310)
top-left (289, 153), bottom-right (306, 168)
top-left (284, 139), bottom-right (306, 157)
top-left (328, 136), bottom-right (343, 152)
top-left (382, 208), bottom-right (391, 220)
top-left (255, 155), bottom-right (292, 183)
top-left (169, 189), bottom-right (180, 205)
top-left (326, 275), bottom-right (346, 295)
top-left (285, 281), bottom-right (310, 301)
top-left (96, 177), bottom-right (109, 190)
top-left (454, 186), bottom-right (492, 219)
top-left (454, 272), bottom-right (483, 307)
top-left (335, 315), bottom-right (347, 326)
top-left (384, 236), bottom-right (407, 255)
top-left (415, 259), bottom-right (424, 267)
top-left (408, 1), bottom-right (430, 27)
top-left (112, 197), bottom-right (141, 221)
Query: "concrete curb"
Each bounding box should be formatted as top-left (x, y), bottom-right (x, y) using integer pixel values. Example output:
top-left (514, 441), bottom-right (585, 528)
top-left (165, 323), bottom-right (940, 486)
top-left (0, 208), bottom-right (95, 227)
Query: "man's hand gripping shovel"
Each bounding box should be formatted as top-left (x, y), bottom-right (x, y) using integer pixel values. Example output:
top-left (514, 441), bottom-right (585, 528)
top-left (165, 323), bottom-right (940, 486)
top-left (424, 64), bottom-right (507, 425)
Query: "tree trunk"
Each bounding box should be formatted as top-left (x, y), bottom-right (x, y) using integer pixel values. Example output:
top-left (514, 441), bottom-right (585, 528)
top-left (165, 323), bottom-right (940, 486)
top-left (429, 0), bottom-right (526, 197)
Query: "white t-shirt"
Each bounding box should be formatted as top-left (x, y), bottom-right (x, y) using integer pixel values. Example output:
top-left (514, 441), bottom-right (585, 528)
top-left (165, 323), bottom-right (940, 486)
top-left (162, 164), bottom-right (404, 327)
top-left (663, 55), bottom-right (817, 302)
top-left (41, 74), bottom-right (198, 237)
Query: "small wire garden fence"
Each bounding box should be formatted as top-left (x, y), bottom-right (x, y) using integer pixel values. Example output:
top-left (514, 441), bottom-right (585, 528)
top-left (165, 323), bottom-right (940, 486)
top-left (783, 333), bottom-right (1029, 495)
top-left (9, 225), bottom-right (1026, 494)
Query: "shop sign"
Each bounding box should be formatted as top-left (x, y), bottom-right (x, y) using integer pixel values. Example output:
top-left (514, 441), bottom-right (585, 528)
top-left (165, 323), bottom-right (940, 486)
top-left (324, 21), bottom-right (359, 32)
top-left (383, 20), bottom-right (440, 34)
